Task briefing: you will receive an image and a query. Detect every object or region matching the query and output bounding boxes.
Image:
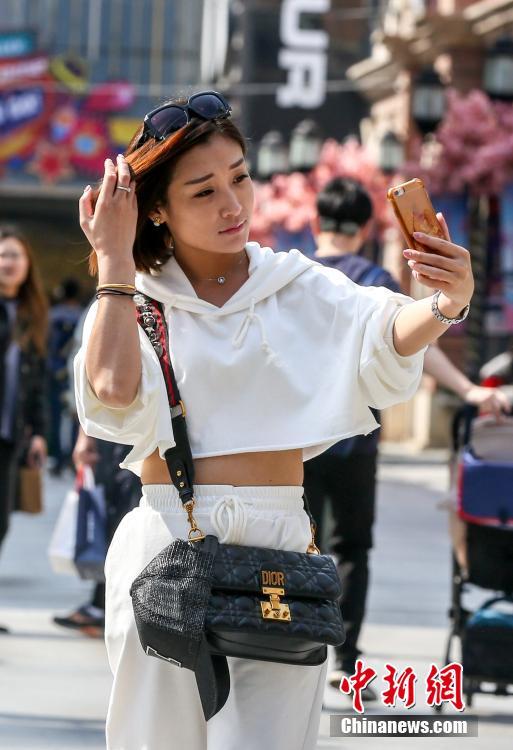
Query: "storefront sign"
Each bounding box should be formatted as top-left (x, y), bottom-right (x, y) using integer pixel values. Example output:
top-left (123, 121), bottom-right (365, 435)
top-left (240, 0), bottom-right (366, 145)
top-left (0, 31), bottom-right (35, 60)
top-left (0, 55), bottom-right (49, 85)
top-left (0, 88), bottom-right (44, 132)
top-left (277, 0), bottom-right (330, 109)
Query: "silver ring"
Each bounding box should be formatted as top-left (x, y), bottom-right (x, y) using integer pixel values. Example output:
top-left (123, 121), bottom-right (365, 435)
top-left (116, 185), bottom-right (131, 193)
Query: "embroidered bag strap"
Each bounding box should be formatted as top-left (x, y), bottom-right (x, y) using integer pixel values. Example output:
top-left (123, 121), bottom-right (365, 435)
top-left (134, 292), bottom-right (195, 507)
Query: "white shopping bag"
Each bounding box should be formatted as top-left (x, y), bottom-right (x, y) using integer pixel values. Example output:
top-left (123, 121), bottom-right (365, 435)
top-left (47, 466), bottom-right (96, 576)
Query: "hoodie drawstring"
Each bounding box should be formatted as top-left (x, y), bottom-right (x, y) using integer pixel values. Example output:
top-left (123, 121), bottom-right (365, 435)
top-left (232, 298), bottom-right (277, 360)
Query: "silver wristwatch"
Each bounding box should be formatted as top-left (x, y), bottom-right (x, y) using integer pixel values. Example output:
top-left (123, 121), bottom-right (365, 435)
top-left (431, 290), bottom-right (470, 325)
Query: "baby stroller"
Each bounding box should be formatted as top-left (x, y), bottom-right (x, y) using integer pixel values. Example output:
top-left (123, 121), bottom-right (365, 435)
top-left (440, 404), bottom-right (513, 710)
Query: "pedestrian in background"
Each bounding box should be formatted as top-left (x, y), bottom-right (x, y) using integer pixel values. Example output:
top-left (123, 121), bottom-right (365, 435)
top-left (52, 428), bottom-right (142, 636)
top-left (0, 225), bottom-right (48, 633)
top-left (303, 178), bottom-right (400, 696)
top-left (304, 179), bottom-right (509, 695)
top-left (47, 277), bottom-right (83, 475)
top-left (53, 300), bottom-right (141, 637)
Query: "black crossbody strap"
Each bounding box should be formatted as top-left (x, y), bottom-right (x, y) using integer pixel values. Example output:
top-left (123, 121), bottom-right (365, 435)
top-left (134, 292), bottom-right (317, 531)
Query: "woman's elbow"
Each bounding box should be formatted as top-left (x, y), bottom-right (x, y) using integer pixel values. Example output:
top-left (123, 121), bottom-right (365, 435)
top-left (93, 378), bottom-right (139, 409)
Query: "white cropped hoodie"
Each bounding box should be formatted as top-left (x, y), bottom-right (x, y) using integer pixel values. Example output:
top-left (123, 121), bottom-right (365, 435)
top-left (74, 242), bottom-right (425, 476)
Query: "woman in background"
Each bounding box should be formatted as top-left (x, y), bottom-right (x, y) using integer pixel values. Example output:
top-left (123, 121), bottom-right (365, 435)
top-left (0, 226), bottom-right (48, 632)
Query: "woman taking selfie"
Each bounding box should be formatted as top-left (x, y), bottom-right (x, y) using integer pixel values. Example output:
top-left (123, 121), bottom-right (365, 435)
top-left (0, 226), bottom-right (48, 615)
top-left (75, 92), bottom-right (474, 750)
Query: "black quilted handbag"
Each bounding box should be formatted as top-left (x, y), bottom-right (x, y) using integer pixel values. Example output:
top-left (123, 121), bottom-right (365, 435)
top-left (131, 294), bottom-right (345, 719)
top-left (206, 540), bottom-right (344, 664)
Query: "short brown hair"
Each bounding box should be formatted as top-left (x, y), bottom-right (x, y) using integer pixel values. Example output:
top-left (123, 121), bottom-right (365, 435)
top-left (89, 101), bottom-right (247, 276)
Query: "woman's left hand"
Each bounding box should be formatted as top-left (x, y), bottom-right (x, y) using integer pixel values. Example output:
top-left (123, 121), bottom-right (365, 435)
top-left (403, 213), bottom-right (474, 313)
top-left (27, 435), bottom-right (47, 468)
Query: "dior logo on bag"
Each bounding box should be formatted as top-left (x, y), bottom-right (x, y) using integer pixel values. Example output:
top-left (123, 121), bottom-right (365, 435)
top-left (261, 570), bottom-right (285, 587)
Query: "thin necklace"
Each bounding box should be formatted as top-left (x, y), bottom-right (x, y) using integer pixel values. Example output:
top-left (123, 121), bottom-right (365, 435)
top-left (190, 252), bottom-right (248, 285)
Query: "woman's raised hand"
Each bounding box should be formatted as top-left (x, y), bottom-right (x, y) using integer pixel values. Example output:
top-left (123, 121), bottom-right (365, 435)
top-left (79, 154), bottom-right (138, 266)
top-left (403, 212), bottom-right (474, 314)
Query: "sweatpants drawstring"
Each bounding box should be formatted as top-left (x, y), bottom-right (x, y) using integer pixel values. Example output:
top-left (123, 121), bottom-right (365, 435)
top-left (210, 494), bottom-right (248, 545)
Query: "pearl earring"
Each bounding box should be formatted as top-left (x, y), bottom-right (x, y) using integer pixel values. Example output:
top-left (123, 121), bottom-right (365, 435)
top-left (153, 218), bottom-right (161, 227)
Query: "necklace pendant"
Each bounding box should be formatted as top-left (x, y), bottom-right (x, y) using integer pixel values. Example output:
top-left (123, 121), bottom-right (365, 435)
top-left (217, 276), bottom-right (226, 285)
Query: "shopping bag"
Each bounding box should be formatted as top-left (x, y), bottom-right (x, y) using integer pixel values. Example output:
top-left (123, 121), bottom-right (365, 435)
top-left (17, 466), bottom-right (43, 514)
top-left (74, 465), bottom-right (107, 582)
top-left (48, 484), bottom-right (80, 576)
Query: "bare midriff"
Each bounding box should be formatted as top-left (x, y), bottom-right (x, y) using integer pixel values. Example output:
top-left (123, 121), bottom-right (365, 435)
top-left (141, 448), bottom-right (304, 487)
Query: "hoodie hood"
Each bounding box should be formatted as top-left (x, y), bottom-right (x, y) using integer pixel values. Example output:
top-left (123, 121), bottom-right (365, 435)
top-left (135, 242), bottom-right (316, 316)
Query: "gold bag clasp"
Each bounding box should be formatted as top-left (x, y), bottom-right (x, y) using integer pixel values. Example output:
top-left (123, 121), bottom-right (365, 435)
top-left (260, 587), bottom-right (291, 620)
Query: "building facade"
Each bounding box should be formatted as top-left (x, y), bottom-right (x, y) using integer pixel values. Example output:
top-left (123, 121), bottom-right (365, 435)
top-left (0, 0), bottom-right (203, 289)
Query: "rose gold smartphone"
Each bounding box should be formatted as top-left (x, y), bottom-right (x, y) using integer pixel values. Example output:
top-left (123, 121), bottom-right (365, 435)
top-left (387, 178), bottom-right (445, 251)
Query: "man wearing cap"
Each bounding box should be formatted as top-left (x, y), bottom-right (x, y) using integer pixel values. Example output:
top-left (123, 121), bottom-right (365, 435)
top-left (304, 177), bottom-right (399, 697)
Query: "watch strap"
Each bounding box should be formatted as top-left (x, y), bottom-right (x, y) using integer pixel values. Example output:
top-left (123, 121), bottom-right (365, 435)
top-left (431, 290), bottom-right (470, 326)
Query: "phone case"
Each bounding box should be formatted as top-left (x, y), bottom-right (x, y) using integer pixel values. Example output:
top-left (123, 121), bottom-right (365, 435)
top-left (387, 178), bottom-right (445, 250)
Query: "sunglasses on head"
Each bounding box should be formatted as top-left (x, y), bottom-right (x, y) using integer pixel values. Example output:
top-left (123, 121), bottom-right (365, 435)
top-left (135, 91), bottom-right (232, 149)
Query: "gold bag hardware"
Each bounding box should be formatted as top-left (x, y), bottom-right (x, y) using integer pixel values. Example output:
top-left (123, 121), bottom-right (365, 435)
top-left (260, 570), bottom-right (291, 621)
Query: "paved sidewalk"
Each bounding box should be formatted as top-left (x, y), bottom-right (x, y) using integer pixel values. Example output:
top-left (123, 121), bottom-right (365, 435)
top-left (0, 470), bottom-right (107, 749)
top-left (1, 452), bottom-right (512, 748)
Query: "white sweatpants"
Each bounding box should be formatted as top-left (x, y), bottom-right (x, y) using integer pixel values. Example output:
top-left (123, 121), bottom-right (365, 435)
top-left (104, 484), bottom-right (328, 750)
